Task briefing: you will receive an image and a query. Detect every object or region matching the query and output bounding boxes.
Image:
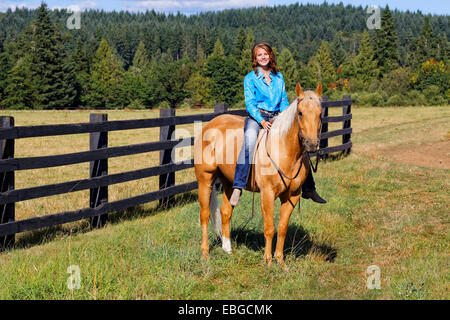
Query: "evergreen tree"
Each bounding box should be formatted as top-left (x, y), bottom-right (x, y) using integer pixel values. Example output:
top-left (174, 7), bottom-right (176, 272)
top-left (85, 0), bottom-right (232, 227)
top-left (181, 30), bottom-right (194, 60)
top-left (195, 39), bottom-right (206, 68)
top-left (204, 38), bottom-right (241, 106)
top-left (239, 29), bottom-right (255, 76)
top-left (184, 71), bottom-right (213, 106)
top-left (277, 47), bottom-right (300, 91)
top-left (374, 5), bottom-right (400, 75)
top-left (436, 33), bottom-right (449, 63)
top-left (123, 41), bottom-right (164, 108)
top-left (410, 16), bottom-right (438, 67)
top-left (347, 30), bottom-right (379, 83)
top-left (130, 41), bottom-right (150, 74)
top-left (72, 39), bottom-right (90, 108)
top-left (210, 38), bottom-right (225, 58)
top-left (232, 28), bottom-right (247, 59)
top-left (329, 32), bottom-right (347, 68)
top-left (157, 57), bottom-right (193, 108)
top-left (0, 52), bottom-right (10, 101)
top-left (310, 41), bottom-right (336, 89)
top-left (83, 38), bottom-right (125, 109)
top-left (2, 55), bottom-right (35, 109)
top-left (29, 3), bottom-right (77, 109)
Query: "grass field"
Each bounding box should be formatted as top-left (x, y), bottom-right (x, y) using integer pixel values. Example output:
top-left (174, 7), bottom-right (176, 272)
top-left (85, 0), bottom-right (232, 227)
top-left (0, 105), bottom-right (448, 299)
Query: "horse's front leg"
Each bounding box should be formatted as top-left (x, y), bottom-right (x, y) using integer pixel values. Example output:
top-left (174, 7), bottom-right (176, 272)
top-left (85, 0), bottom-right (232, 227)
top-left (260, 190), bottom-right (275, 267)
top-left (220, 181), bottom-right (234, 254)
top-left (275, 193), bottom-right (301, 269)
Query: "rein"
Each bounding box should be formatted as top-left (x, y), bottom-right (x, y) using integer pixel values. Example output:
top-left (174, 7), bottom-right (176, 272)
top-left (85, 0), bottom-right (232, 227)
top-left (264, 129), bottom-right (305, 209)
top-left (310, 153), bottom-right (319, 173)
top-left (250, 128), bottom-right (306, 217)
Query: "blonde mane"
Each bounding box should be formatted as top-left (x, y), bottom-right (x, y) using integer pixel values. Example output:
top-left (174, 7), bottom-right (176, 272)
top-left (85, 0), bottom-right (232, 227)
top-left (271, 91), bottom-right (321, 137)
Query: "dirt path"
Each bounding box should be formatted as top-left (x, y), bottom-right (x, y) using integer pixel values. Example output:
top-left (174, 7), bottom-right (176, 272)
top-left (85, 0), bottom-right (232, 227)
top-left (382, 140), bottom-right (450, 169)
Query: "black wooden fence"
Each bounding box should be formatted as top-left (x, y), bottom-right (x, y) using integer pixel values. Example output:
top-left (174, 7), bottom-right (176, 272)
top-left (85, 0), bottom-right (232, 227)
top-left (0, 96), bottom-right (351, 249)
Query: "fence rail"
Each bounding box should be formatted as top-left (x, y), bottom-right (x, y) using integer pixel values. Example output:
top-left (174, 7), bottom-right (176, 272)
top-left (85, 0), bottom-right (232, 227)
top-left (0, 96), bottom-right (352, 248)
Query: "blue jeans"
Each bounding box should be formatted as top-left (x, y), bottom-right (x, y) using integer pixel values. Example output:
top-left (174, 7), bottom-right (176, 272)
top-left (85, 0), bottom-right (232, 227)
top-left (233, 113), bottom-right (316, 191)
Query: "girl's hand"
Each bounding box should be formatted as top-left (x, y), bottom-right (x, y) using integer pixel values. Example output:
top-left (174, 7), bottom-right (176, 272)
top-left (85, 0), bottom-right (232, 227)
top-left (261, 120), bottom-right (272, 131)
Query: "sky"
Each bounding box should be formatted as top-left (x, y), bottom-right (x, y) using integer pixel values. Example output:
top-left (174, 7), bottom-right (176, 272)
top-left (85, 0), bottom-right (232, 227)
top-left (0, 0), bottom-right (448, 15)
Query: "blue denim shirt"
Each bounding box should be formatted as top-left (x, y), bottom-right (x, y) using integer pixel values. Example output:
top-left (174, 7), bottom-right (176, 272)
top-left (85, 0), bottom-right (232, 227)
top-left (244, 67), bottom-right (290, 124)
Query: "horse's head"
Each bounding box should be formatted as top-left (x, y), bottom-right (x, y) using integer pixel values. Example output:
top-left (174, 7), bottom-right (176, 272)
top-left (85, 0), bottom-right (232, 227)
top-left (295, 82), bottom-right (323, 152)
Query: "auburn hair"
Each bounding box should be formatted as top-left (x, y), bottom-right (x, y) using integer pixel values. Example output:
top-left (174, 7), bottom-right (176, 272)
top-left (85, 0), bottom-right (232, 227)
top-left (252, 42), bottom-right (278, 75)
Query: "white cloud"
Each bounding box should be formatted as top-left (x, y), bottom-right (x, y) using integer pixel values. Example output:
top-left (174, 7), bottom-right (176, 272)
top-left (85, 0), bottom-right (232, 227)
top-left (123, 0), bottom-right (270, 13)
top-left (51, 1), bottom-right (98, 11)
top-left (0, 1), bottom-right (97, 12)
top-left (0, 1), bottom-right (39, 11)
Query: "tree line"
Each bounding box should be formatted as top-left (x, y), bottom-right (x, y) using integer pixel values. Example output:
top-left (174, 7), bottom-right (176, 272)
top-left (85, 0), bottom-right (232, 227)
top-left (0, 3), bottom-right (448, 109)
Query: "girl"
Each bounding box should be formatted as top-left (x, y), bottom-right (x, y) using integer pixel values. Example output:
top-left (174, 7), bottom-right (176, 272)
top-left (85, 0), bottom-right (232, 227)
top-left (230, 42), bottom-right (326, 206)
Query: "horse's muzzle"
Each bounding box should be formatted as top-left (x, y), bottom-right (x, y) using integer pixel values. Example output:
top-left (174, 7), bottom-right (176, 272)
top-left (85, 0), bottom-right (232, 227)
top-left (304, 140), bottom-right (319, 152)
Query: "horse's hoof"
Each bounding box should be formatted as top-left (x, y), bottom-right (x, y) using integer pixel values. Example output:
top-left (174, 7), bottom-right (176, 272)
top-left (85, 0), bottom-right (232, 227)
top-left (201, 249), bottom-right (210, 260)
top-left (221, 236), bottom-right (232, 254)
top-left (279, 262), bottom-right (289, 272)
top-left (264, 254), bottom-right (272, 268)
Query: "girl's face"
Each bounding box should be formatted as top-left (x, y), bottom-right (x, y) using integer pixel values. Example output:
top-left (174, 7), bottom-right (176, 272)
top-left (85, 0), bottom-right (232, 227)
top-left (255, 47), bottom-right (270, 68)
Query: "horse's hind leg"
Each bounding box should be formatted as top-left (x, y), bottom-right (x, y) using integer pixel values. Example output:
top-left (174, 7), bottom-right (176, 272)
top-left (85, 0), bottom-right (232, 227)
top-left (219, 180), bottom-right (234, 254)
top-left (198, 172), bottom-right (215, 259)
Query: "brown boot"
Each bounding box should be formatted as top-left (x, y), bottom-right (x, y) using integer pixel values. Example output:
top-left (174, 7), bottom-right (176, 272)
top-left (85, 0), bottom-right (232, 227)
top-left (302, 190), bottom-right (327, 204)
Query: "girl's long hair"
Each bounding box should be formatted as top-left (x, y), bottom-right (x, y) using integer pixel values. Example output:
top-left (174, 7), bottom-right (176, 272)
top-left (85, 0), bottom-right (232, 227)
top-left (252, 42), bottom-right (279, 75)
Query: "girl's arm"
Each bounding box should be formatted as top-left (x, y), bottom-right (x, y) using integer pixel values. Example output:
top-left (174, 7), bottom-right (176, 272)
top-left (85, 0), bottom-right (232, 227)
top-left (279, 74), bottom-right (290, 113)
top-left (244, 76), bottom-right (264, 124)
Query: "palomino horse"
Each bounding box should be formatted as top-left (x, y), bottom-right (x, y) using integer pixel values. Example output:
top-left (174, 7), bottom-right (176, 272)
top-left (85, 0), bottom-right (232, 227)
top-left (194, 82), bottom-right (323, 268)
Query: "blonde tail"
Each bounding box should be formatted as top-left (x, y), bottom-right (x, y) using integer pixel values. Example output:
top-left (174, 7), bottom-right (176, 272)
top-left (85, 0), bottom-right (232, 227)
top-left (209, 181), bottom-right (222, 237)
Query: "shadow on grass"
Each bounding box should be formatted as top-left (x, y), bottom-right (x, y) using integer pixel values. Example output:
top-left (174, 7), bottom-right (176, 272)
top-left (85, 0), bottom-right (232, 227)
top-left (219, 224), bottom-right (337, 262)
top-left (12, 191), bottom-right (199, 251)
top-left (319, 151), bottom-right (350, 163)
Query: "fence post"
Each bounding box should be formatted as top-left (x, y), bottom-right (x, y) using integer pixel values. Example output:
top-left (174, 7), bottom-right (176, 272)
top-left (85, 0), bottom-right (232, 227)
top-left (214, 103), bottom-right (227, 113)
top-left (320, 96), bottom-right (329, 159)
top-left (159, 107), bottom-right (176, 207)
top-left (342, 95), bottom-right (352, 155)
top-left (0, 116), bottom-right (15, 250)
top-left (90, 113), bottom-right (108, 228)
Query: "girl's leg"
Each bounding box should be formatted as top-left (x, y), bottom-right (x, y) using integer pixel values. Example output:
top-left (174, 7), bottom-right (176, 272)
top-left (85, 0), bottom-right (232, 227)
top-left (301, 168), bottom-right (316, 192)
top-left (301, 166), bottom-right (327, 204)
top-left (231, 117), bottom-right (261, 205)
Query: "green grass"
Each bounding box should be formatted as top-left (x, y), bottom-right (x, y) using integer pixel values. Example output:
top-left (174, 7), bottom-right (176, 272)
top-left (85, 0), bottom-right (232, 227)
top-left (0, 106), bottom-right (448, 299)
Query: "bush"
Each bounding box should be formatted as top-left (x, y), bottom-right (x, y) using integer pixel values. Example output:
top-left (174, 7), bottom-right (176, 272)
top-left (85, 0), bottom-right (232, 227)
top-left (231, 98), bottom-right (246, 110)
top-left (324, 88), bottom-right (349, 101)
top-left (406, 90), bottom-right (426, 106)
top-left (359, 90), bottom-right (388, 106)
top-left (423, 85), bottom-right (447, 105)
top-left (178, 99), bottom-right (193, 109)
top-left (126, 99), bottom-right (146, 110)
top-left (379, 67), bottom-right (411, 96)
top-left (346, 78), bottom-right (366, 93)
top-left (368, 79), bottom-right (380, 93)
top-left (286, 90), bottom-right (297, 102)
top-left (386, 94), bottom-right (409, 106)
top-left (157, 100), bottom-right (171, 109)
top-left (348, 92), bottom-right (361, 105)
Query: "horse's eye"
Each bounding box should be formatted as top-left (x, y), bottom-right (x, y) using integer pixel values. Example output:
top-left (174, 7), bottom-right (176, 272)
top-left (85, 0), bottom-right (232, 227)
top-left (298, 111), bottom-right (303, 116)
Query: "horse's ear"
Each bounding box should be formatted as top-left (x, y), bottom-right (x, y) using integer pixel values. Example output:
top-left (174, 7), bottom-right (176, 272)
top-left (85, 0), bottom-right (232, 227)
top-left (315, 82), bottom-right (322, 97)
top-left (296, 82), bottom-right (304, 97)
